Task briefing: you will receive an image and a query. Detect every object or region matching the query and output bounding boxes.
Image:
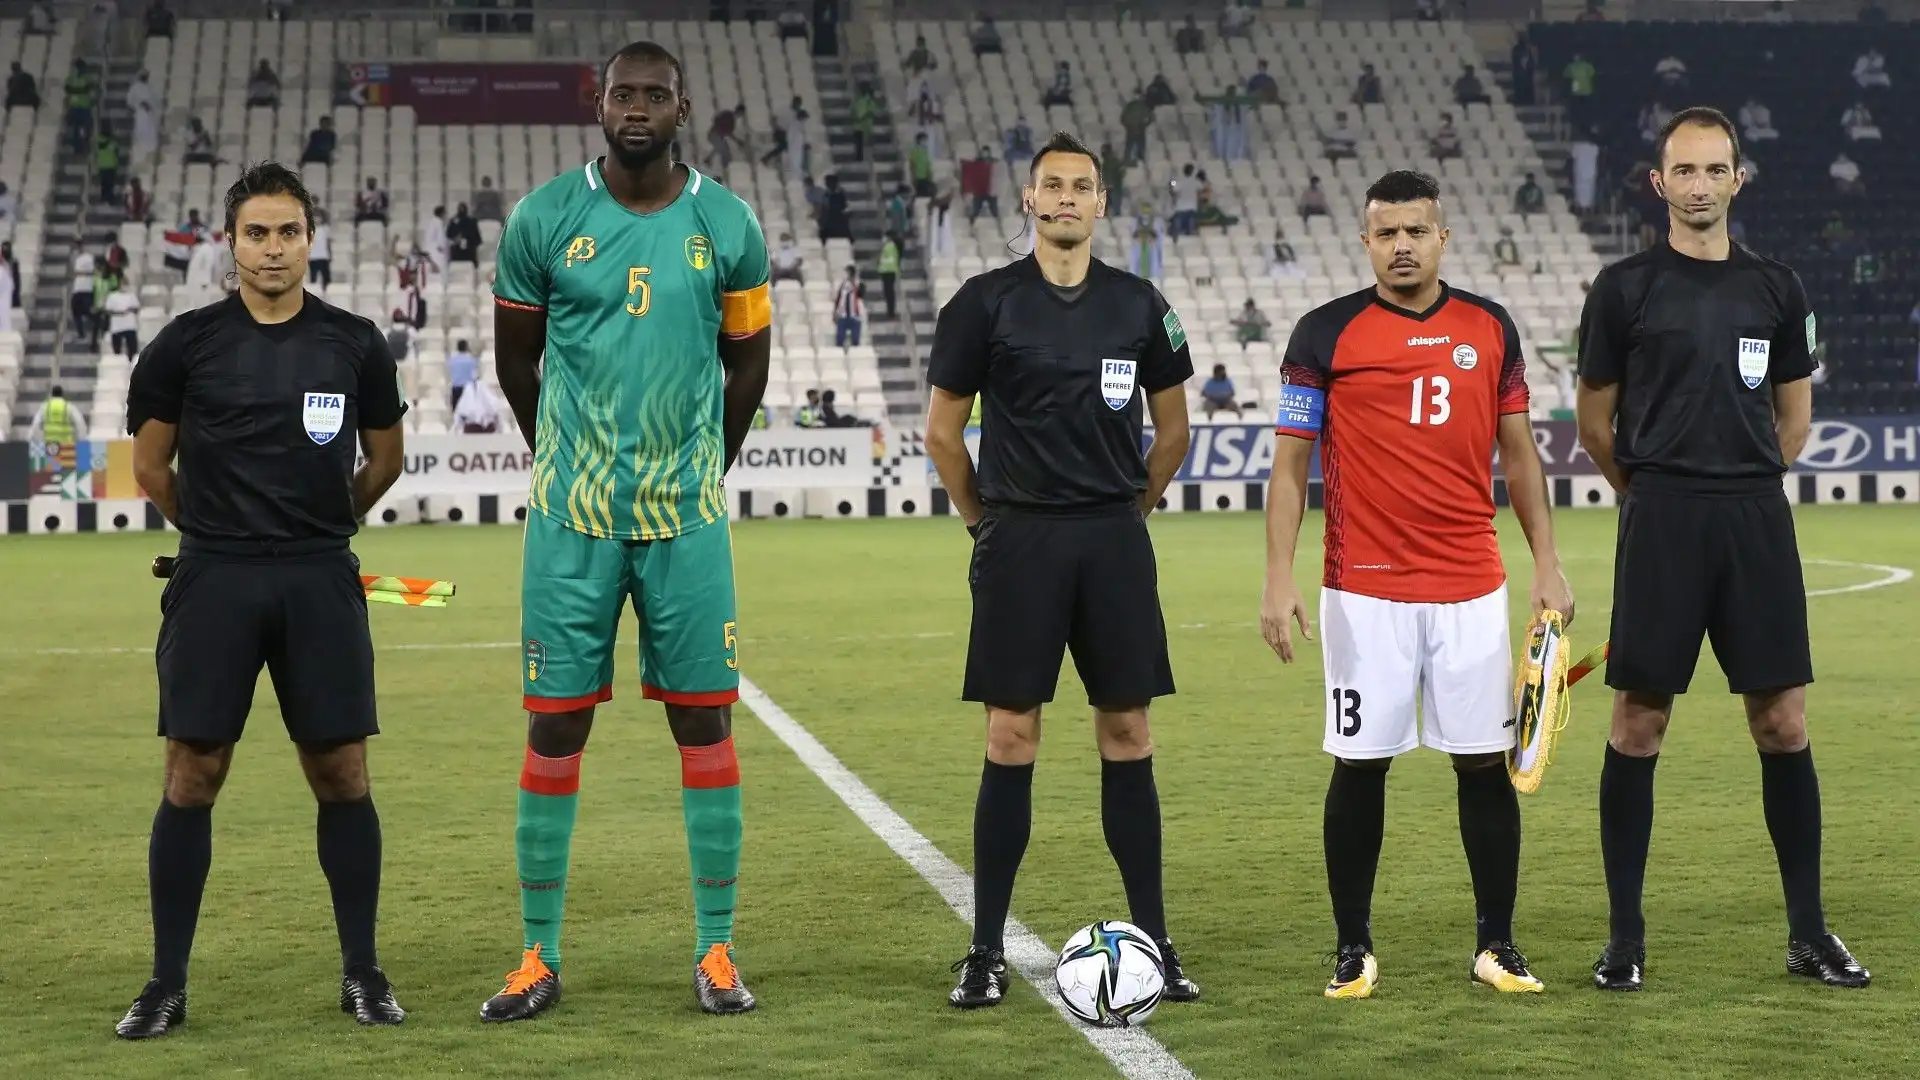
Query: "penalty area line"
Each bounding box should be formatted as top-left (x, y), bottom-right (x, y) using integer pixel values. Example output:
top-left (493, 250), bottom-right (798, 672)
top-left (736, 676), bottom-right (1198, 1080)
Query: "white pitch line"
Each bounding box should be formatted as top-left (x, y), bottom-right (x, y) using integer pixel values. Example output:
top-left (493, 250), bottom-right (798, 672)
top-left (735, 676), bottom-right (1197, 1080)
top-left (1803, 558), bottom-right (1914, 597)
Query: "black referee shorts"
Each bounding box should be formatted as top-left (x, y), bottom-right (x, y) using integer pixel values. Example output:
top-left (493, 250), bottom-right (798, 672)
top-left (156, 546), bottom-right (378, 745)
top-left (963, 507), bottom-right (1175, 709)
top-left (1606, 474), bottom-right (1813, 696)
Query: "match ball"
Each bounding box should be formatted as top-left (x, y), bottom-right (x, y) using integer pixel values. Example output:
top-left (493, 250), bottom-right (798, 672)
top-left (1054, 920), bottom-right (1165, 1027)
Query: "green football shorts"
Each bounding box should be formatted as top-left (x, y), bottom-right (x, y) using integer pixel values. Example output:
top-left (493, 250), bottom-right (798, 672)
top-left (520, 510), bottom-right (740, 712)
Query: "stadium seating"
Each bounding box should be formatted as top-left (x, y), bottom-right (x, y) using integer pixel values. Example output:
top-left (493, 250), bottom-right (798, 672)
top-left (876, 18), bottom-right (1602, 419)
top-left (1531, 19), bottom-right (1920, 413)
top-left (94, 18), bottom-right (883, 438)
top-left (0, 18), bottom-right (72, 433)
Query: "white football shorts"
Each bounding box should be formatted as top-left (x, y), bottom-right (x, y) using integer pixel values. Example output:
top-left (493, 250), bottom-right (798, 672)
top-left (1319, 583), bottom-right (1514, 760)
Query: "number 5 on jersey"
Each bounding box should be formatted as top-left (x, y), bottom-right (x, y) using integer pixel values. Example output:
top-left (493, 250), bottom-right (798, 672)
top-left (626, 266), bottom-right (651, 318)
top-left (1410, 375), bottom-right (1451, 425)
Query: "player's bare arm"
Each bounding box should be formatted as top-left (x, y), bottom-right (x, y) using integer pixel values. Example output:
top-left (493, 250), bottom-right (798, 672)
top-left (353, 424), bottom-right (405, 518)
top-left (718, 328), bottom-right (772, 471)
top-left (1575, 378), bottom-right (1628, 493)
top-left (131, 418), bottom-right (180, 525)
top-left (926, 386), bottom-right (983, 526)
top-left (1496, 412), bottom-right (1573, 623)
top-left (1138, 385), bottom-right (1189, 515)
top-left (495, 302), bottom-right (547, 453)
top-left (1259, 433), bottom-right (1316, 662)
top-left (1773, 376), bottom-right (1812, 465)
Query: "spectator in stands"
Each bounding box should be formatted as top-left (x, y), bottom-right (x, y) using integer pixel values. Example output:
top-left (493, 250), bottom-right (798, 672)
top-left (1430, 113), bottom-right (1463, 160)
top-left (786, 97), bottom-right (810, 181)
top-left (1174, 16), bottom-right (1206, 55)
top-left (1842, 101), bottom-right (1880, 142)
top-left (832, 265), bottom-right (864, 348)
top-left (1195, 170), bottom-right (1238, 230)
top-left (926, 160), bottom-right (956, 260)
top-left (473, 177), bottom-right (504, 222)
top-left (1246, 60), bottom-right (1280, 105)
top-left (130, 98), bottom-right (158, 169)
top-left (1852, 47), bottom-right (1890, 91)
top-left (909, 77), bottom-right (945, 156)
top-left (850, 83), bottom-right (877, 161)
top-left (144, 0), bottom-right (175, 37)
top-left (1654, 54), bottom-right (1688, 94)
top-left (820, 389), bottom-right (866, 428)
top-left (454, 380), bottom-right (503, 434)
top-left (760, 114), bottom-right (790, 168)
top-left (1454, 64), bottom-right (1491, 107)
top-left (27, 1), bottom-right (54, 33)
top-left (0, 241), bottom-right (16, 311)
top-left (1298, 176), bottom-right (1330, 224)
top-left (972, 16), bottom-right (1003, 57)
top-left (127, 67), bottom-right (157, 116)
top-left (0, 251), bottom-right (12, 333)
top-left (386, 310), bottom-right (417, 404)
top-left (1201, 364), bottom-right (1240, 418)
top-left (1042, 62), bottom-right (1073, 108)
top-left (309, 208), bottom-right (332, 287)
top-left (1352, 64), bottom-right (1383, 106)
top-left (877, 232), bottom-right (900, 317)
top-left (1220, 1), bottom-right (1254, 39)
top-left (704, 105), bottom-right (738, 171)
top-left (804, 174), bottom-right (824, 222)
top-left (397, 245), bottom-right (430, 326)
top-left (1004, 116), bottom-right (1035, 184)
top-left (1120, 94), bottom-right (1153, 164)
top-left (1639, 101), bottom-right (1674, 144)
top-left (419, 205), bottom-right (451, 270)
top-left (1168, 164), bottom-right (1199, 238)
top-left (1144, 73), bottom-right (1176, 108)
top-left (188, 229), bottom-right (232, 292)
top-left (796, 388), bottom-right (824, 427)
top-left (63, 61), bottom-right (97, 155)
top-left (1101, 142), bottom-right (1128, 216)
top-left (355, 177), bottom-right (389, 224)
top-left (964, 147), bottom-right (1000, 220)
top-left (1569, 127), bottom-right (1599, 212)
top-left (818, 175), bottom-right (851, 241)
top-left (106, 276), bottom-right (139, 358)
top-left (909, 132), bottom-right (935, 197)
top-left (302, 116), bottom-right (336, 165)
top-left (1563, 52), bottom-right (1597, 130)
top-left (70, 250), bottom-right (97, 347)
top-left (247, 60), bottom-right (280, 108)
top-left (1199, 83), bottom-right (1251, 162)
top-left (1494, 226), bottom-right (1522, 268)
top-left (448, 203), bottom-right (480, 264)
top-left (1232, 300), bottom-right (1270, 348)
top-left (905, 35), bottom-right (934, 76)
top-left (1514, 172), bottom-right (1545, 214)
top-left (1510, 31), bottom-right (1538, 107)
top-left (183, 117), bottom-right (218, 163)
top-left (0, 181), bottom-right (15, 224)
top-left (1268, 226), bottom-right (1302, 278)
top-left (1830, 151), bottom-right (1863, 195)
top-left (1319, 112), bottom-right (1359, 160)
top-left (29, 387), bottom-right (87, 451)
top-left (1738, 97), bottom-right (1778, 143)
top-left (4, 63), bottom-right (36, 109)
top-left (94, 123), bottom-right (122, 204)
top-left (770, 232), bottom-right (804, 285)
top-left (162, 210), bottom-right (207, 278)
top-left (447, 339), bottom-right (478, 410)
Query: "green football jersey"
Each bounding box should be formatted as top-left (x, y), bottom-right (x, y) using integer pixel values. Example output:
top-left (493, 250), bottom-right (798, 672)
top-left (495, 160), bottom-right (772, 540)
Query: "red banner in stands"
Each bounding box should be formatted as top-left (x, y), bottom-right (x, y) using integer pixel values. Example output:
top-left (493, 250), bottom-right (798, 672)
top-left (334, 62), bottom-right (597, 125)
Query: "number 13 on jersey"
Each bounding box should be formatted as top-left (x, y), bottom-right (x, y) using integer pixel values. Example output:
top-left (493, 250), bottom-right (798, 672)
top-left (1409, 375), bottom-right (1451, 425)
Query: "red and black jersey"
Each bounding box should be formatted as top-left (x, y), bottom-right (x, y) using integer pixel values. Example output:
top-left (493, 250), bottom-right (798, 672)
top-left (1276, 283), bottom-right (1530, 604)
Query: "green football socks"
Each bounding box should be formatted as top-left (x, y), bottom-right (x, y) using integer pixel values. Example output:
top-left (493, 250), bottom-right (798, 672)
top-left (680, 737), bottom-right (743, 961)
top-left (517, 748), bottom-right (583, 970)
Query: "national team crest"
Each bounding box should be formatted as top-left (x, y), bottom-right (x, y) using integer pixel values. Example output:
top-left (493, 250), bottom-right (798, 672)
top-left (1452, 343), bottom-right (1479, 370)
top-left (685, 234), bottom-right (713, 271)
top-left (564, 236), bottom-right (596, 267)
top-left (1101, 359), bottom-right (1138, 410)
top-left (301, 391), bottom-right (345, 445)
top-left (1737, 337), bottom-right (1770, 389)
top-left (525, 639), bottom-right (547, 682)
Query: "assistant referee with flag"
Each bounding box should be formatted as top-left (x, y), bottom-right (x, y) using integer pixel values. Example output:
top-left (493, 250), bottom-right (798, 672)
top-left (924, 131), bottom-right (1201, 1010)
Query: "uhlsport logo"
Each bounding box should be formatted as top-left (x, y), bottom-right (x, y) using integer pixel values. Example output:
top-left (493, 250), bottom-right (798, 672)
top-left (1798, 420), bottom-right (1872, 470)
top-left (302, 392), bottom-right (345, 445)
top-left (685, 234), bottom-right (713, 270)
top-left (1408, 334), bottom-right (1452, 347)
top-left (525, 639), bottom-right (547, 682)
top-left (564, 236), bottom-right (596, 267)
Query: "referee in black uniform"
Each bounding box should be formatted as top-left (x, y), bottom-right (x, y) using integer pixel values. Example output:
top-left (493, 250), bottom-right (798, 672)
top-left (1576, 108), bottom-right (1868, 992)
top-left (924, 132), bottom-right (1201, 1010)
top-left (115, 162), bottom-right (411, 1039)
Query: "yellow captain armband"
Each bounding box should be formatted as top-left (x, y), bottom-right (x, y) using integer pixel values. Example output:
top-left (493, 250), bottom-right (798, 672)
top-left (721, 281), bottom-right (772, 339)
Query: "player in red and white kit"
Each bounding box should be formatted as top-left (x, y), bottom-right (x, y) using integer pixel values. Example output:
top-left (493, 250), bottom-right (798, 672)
top-left (1259, 170), bottom-right (1574, 999)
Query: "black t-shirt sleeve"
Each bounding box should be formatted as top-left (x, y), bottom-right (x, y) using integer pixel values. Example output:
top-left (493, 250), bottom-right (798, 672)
top-left (1770, 269), bottom-right (1818, 384)
top-left (125, 317), bottom-right (190, 434)
top-left (1575, 269), bottom-right (1628, 385)
top-left (357, 321), bottom-right (409, 429)
top-left (928, 279), bottom-right (992, 396)
top-left (1140, 286), bottom-right (1196, 393)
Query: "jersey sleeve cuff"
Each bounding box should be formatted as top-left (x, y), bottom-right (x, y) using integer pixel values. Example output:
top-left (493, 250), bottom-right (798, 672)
top-left (1274, 425), bottom-right (1319, 441)
top-left (721, 281), bottom-right (773, 338)
top-left (494, 295), bottom-right (546, 312)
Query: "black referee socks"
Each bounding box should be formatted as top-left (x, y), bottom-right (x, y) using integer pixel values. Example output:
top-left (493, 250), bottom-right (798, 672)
top-left (317, 796), bottom-right (383, 973)
top-left (149, 800), bottom-right (213, 991)
top-left (1101, 756), bottom-right (1168, 942)
top-left (1324, 760), bottom-right (1387, 952)
top-left (1760, 746), bottom-right (1828, 943)
top-left (1599, 745), bottom-right (1658, 943)
top-left (1456, 763), bottom-right (1521, 950)
top-left (970, 759), bottom-right (1033, 952)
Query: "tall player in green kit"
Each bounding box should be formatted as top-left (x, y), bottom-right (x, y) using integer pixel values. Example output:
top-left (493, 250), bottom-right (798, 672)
top-left (479, 42), bottom-right (773, 1020)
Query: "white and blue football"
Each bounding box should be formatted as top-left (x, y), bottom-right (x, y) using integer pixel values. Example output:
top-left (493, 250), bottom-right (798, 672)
top-left (1053, 920), bottom-right (1165, 1027)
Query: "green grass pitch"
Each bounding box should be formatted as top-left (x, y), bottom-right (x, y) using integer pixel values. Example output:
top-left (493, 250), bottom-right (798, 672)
top-left (4, 507), bottom-right (1917, 1080)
